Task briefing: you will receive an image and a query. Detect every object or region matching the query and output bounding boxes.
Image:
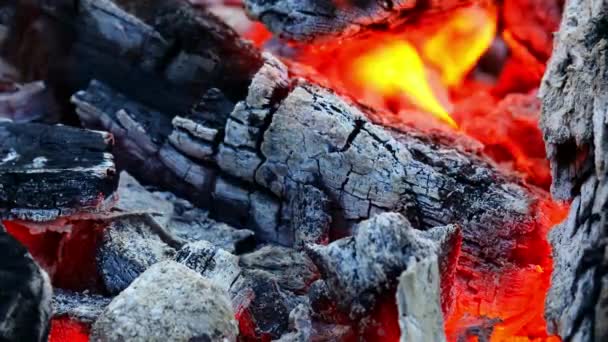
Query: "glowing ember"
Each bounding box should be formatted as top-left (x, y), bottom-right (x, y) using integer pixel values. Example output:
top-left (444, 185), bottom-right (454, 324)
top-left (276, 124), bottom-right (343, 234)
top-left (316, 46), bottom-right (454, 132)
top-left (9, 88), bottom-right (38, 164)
top-left (49, 317), bottom-right (90, 342)
top-left (352, 40), bottom-right (457, 127)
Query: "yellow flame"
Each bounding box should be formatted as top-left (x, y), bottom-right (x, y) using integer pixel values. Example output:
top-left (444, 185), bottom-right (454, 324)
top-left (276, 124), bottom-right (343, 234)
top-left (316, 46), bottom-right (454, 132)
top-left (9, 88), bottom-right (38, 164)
top-left (352, 41), bottom-right (457, 128)
top-left (423, 6), bottom-right (497, 86)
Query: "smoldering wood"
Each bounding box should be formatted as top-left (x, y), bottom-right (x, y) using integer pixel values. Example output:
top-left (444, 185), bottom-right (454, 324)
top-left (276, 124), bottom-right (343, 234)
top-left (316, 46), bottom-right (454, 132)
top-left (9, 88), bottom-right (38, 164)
top-left (243, 0), bottom-right (489, 42)
top-left (0, 122), bottom-right (117, 221)
top-left (73, 54), bottom-right (543, 274)
top-left (305, 213), bottom-right (457, 320)
top-left (0, 226), bottom-right (52, 342)
top-left (539, 0), bottom-right (608, 341)
top-left (52, 290), bottom-right (111, 324)
top-left (2, 0), bottom-right (262, 116)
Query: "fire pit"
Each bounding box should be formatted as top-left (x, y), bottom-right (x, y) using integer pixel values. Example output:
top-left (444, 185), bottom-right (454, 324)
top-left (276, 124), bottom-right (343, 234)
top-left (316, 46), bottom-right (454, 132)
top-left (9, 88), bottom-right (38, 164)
top-left (0, 0), bottom-right (604, 341)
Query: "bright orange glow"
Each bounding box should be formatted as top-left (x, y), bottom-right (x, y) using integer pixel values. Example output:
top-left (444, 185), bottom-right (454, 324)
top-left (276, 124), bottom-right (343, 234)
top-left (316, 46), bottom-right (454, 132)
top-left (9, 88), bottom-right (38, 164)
top-left (423, 6), bottom-right (497, 86)
top-left (352, 41), bottom-right (457, 127)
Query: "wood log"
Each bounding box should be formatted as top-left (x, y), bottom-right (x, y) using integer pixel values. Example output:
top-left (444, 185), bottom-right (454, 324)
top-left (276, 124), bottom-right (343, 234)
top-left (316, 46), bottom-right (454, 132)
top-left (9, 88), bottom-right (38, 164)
top-left (2, 0), bottom-right (263, 115)
top-left (0, 122), bottom-right (117, 221)
top-left (72, 54), bottom-right (546, 276)
top-left (540, 1), bottom-right (608, 341)
top-left (242, 0), bottom-right (490, 42)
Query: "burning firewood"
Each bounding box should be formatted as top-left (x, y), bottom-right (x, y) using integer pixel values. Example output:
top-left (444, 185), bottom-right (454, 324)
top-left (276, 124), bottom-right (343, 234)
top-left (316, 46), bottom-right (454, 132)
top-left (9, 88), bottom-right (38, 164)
top-left (243, 0), bottom-right (491, 42)
top-left (540, 0), bottom-right (608, 340)
top-left (0, 122), bottom-right (117, 221)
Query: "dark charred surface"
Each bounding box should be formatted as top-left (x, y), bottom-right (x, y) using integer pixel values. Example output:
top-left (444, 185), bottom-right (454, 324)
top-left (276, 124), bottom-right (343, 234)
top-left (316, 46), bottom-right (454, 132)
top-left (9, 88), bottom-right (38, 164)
top-left (0, 122), bottom-right (117, 221)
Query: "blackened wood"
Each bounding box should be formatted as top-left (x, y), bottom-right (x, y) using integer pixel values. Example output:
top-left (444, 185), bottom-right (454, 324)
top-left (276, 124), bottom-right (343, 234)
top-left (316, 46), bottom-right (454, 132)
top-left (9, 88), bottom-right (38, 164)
top-left (0, 224), bottom-right (52, 342)
top-left (540, 1), bottom-right (608, 340)
top-left (73, 55), bottom-right (545, 271)
top-left (0, 122), bottom-right (117, 221)
top-left (243, 0), bottom-right (489, 42)
top-left (3, 0), bottom-right (262, 114)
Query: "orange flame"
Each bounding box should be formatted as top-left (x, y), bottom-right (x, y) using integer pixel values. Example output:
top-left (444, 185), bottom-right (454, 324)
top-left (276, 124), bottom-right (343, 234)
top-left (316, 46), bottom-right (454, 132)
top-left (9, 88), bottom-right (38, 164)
top-left (352, 40), bottom-right (457, 127)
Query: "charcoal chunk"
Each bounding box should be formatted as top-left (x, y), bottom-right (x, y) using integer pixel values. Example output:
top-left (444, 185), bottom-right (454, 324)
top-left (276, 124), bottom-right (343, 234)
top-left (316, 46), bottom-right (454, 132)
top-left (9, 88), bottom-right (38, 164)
top-left (240, 245), bottom-right (319, 294)
top-left (0, 227), bottom-right (52, 342)
top-left (306, 212), bottom-right (458, 319)
top-left (174, 240), bottom-right (241, 292)
top-left (97, 216), bottom-right (176, 294)
top-left (91, 261), bottom-right (238, 341)
top-left (52, 289), bottom-right (111, 323)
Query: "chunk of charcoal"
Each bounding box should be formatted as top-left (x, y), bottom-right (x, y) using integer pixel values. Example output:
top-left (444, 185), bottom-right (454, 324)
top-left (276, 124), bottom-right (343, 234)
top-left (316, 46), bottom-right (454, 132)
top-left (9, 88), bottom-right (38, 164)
top-left (0, 227), bottom-right (52, 342)
top-left (0, 81), bottom-right (60, 123)
top-left (240, 245), bottom-right (319, 294)
top-left (0, 122), bottom-right (117, 221)
top-left (306, 212), bottom-right (458, 319)
top-left (97, 216), bottom-right (176, 294)
top-left (274, 304), bottom-right (312, 342)
top-left (52, 289), bottom-right (111, 324)
top-left (174, 240), bottom-right (241, 292)
top-left (91, 261), bottom-right (238, 341)
top-left (231, 270), bottom-right (291, 339)
top-left (396, 256), bottom-right (446, 342)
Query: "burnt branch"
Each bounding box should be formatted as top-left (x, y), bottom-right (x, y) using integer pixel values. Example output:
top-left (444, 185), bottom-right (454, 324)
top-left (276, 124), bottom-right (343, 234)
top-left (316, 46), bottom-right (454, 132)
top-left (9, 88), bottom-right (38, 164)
top-left (0, 122), bottom-right (117, 221)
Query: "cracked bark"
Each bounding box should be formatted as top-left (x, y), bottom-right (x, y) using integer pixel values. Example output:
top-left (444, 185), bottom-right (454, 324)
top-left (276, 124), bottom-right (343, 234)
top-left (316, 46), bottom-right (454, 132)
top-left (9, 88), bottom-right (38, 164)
top-left (539, 0), bottom-right (608, 341)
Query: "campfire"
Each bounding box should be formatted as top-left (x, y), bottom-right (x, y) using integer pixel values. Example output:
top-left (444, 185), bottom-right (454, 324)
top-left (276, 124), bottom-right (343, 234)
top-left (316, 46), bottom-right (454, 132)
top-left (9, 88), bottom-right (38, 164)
top-left (0, 0), bottom-right (605, 341)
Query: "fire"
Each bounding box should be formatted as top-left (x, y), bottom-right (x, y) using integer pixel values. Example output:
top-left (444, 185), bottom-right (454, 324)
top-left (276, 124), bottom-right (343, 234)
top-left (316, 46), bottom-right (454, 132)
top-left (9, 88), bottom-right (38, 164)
top-left (423, 6), bottom-right (497, 86)
top-left (352, 41), bottom-right (457, 127)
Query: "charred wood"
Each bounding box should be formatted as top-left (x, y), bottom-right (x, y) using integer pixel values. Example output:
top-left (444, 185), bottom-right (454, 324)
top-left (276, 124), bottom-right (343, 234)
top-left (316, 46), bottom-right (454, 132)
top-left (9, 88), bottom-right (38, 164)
top-left (540, 0), bottom-right (608, 341)
top-left (52, 289), bottom-right (111, 324)
top-left (2, 0), bottom-right (262, 115)
top-left (73, 55), bottom-right (544, 273)
top-left (243, 0), bottom-right (490, 42)
top-left (0, 122), bottom-right (117, 221)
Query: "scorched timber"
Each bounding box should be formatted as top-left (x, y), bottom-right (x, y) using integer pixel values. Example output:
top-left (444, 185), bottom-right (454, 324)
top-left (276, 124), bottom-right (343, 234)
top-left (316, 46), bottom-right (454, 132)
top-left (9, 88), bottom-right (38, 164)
top-left (540, 0), bottom-right (608, 340)
top-left (0, 122), bottom-right (117, 221)
top-left (73, 54), bottom-right (542, 268)
top-left (3, 0), bottom-right (262, 114)
top-left (243, 0), bottom-right (491, 42)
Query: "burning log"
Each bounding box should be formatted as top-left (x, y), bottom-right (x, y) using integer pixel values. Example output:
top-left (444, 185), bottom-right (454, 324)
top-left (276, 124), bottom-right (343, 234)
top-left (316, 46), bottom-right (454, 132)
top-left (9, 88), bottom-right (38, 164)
top-left (0, 122), bottom-right (117, 221)
top-left (540, 0), bottom-right (608, 340)
top-left (0, 223), bottom-right (52, 342)
top-left (243, 0), bottom-right (490, 42)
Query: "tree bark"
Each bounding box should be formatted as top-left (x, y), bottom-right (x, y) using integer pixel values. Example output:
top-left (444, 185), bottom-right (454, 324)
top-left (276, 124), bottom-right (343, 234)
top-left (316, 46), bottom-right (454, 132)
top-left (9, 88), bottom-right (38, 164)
top-left (540, 0), bottom-right (608, 341)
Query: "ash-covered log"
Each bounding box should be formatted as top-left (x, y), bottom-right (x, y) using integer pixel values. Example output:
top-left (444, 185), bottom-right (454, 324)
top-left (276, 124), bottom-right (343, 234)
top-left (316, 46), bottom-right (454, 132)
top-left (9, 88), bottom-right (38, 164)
top-left (0, 122), bottom-right (117, 221)
top-left (243, 0), bottom-right (490, 42)
top-left (540, 0), bottom-right (608, 340)
top-left (73, 54), bottom-right (545, 273)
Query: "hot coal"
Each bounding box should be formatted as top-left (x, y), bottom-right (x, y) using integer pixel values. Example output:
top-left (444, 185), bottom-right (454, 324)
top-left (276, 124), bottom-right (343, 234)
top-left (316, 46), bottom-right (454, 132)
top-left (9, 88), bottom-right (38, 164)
top-left (240, 245), bottom-right (320, 294)
top-left (0, 223), bottom-right (52, 342)
top-left (174, 240), bottom-right (242, 293)
top-left (52, 290), bottom-right (111, 324)
top-left (97, 215), bottom-right (177, 295)
top-left (274, 303), bottom-right (355, 342)
top-left (306, 212), bottom-right (458, 320)
top-left (92, 261), bottom-right (238, 341)
top-left (0, 122), bottom-right (117, 221)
